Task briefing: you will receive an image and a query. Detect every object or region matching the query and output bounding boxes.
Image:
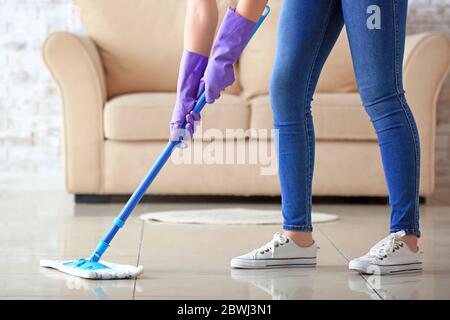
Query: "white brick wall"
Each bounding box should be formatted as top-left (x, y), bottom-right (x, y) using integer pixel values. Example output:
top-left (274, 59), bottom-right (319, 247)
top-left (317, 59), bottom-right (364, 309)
top-left (0, 0), bottom-right (82, 189)
top-left (0, 0), bottom-right (449, 193)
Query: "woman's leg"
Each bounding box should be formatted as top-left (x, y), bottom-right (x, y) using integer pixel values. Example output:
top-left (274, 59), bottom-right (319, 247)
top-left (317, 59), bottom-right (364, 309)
top-left (184, 0), bottom-right (218, 56)
top-left (342, 0), bottom-right (421, 249)
top-left (230, 0), bottom-right (343, 269)
top-left (270, 0), bottom-right (344, 245)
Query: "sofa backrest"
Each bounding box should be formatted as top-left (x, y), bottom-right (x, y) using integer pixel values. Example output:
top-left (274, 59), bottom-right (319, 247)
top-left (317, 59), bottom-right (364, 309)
top-left (75, 0), bottom-right (233, 99)
top-left (75, 0), bottom-right (357, 99)
top-left (239, 0), bottom-right (358, 99)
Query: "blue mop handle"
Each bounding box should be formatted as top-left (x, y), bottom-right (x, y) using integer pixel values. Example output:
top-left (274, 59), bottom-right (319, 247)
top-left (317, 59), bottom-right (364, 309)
top-left (89, 5), bottom-right (271, 263)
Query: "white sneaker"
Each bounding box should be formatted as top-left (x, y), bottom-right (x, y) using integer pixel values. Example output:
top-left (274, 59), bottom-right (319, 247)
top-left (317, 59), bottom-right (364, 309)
top-left (230, 232), bottom-right (317, 269)
top-left (349, 230), bottom-right (422, 275)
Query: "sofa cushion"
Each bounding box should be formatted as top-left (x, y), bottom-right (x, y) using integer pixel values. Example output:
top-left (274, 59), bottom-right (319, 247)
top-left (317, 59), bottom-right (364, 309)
top-left (104, 93), bottom-right (250, 141)
top-left (74, 0), bottom-right (241, 99)
top-left (239, 0), bottom-right (357, 99)
top-left (249, 93), bottom-right (377, 141)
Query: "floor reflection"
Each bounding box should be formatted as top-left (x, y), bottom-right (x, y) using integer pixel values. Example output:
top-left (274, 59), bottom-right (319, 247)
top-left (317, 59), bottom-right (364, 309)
top-left (231, 268), bottom-right (315, 300)
top-left (348, 272), bottom-right (422, 300)
top-left (39, 268), bottom-right (141, 299)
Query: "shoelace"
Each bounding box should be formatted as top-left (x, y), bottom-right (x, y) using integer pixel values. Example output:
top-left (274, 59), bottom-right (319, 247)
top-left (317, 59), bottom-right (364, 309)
top-left (257, 232), bottom-right (289, 255)
top-left (369, 230), bottom-right (406, 259)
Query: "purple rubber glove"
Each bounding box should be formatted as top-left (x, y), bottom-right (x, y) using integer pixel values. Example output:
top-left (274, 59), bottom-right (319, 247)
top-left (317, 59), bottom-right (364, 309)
top-left (170, 50), bottom-right (208, 145)
top-left (203, 8), bottom-right (256, 104)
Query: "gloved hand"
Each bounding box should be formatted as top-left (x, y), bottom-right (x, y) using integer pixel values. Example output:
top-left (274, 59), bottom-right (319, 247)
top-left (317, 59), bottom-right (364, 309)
top-left (169, 50), bottom-right (208, 146)
top-left (202, 7), bottom-right (256, 104)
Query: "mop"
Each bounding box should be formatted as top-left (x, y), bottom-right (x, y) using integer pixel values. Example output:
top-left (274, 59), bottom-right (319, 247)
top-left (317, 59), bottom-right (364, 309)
top-left (40, 6), bottom-right (271, 280)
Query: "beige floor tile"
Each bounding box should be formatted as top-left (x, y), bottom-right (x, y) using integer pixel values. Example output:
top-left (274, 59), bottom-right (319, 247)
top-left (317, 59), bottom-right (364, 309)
top-left (0, 273), bottom-right (135, 299)
top-left (0, 190), bottom-right (143, 258)
top-left (0, 218), bottom-right (143, 257)
top-left (1, 191), bottom-right (450, 299)
top-left (351, 271), bottom-right (450, 300)
top-left (135, 222), bottom-right (374, 299)
top-left (0, 255), bottom-right (139, 299)
top-left (314, 204), bottom-right (391, 259)
top-left (134, 269), bottom-right (375, 300)
top-left (138, 223), bottom-right (348, 268)
top-left (316, 204), bottom-right (450, 299)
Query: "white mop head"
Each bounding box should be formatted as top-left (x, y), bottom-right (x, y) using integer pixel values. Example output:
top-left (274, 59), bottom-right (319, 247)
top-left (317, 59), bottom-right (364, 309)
top-left (40, 259), bottom-right (144, 280)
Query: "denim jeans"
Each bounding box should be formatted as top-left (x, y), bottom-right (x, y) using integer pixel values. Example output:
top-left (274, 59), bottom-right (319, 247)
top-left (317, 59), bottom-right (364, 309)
top-left (270, 0), bottom-right (421, 236)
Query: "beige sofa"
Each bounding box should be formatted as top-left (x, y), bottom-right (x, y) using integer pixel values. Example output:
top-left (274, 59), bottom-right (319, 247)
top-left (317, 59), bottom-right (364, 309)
top-left (44, 0), bottom-right (450, 198)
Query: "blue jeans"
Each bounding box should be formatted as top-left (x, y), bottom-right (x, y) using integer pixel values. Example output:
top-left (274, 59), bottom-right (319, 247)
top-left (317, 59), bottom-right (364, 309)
top-left (270, 0), bottom-right (421, 236)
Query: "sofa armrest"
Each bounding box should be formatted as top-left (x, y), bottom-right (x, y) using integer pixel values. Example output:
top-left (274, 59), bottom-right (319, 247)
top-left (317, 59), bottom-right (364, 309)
top-left (403, 32), bottom-right (450, 195)
top-left (43, 32), bottom-right (107, 193)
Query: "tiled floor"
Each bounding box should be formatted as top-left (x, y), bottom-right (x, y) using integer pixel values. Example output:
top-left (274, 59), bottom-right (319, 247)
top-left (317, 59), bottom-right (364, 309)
top-left (0, 190), bottom-right (449, 300)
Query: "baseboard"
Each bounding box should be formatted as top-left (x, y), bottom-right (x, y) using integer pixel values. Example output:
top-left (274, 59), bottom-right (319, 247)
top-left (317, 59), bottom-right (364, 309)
top-left (75, 194), bottom-right (426, 204)
top-left (74, 194), bottom-right (282, 204)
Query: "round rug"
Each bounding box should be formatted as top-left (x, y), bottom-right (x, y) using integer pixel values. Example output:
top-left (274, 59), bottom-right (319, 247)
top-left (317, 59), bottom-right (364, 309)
top-left (140, 208), bottom-right (338, 225)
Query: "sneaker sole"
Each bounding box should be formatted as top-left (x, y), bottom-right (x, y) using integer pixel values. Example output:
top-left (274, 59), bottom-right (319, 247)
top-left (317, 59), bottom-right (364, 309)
top-left (231, 257), bottom-right (317, 269)
top-left (348, 260), bottom-right (422, 275)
